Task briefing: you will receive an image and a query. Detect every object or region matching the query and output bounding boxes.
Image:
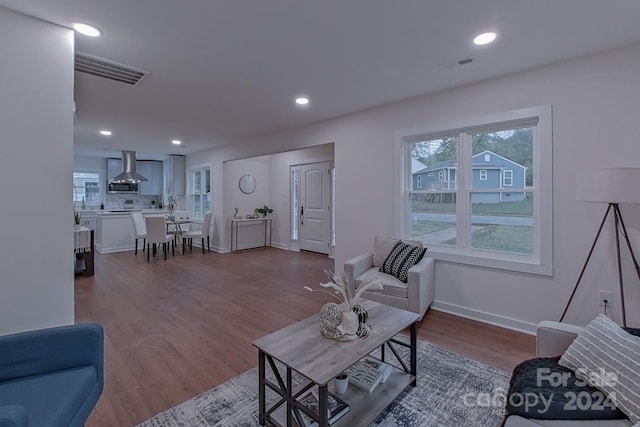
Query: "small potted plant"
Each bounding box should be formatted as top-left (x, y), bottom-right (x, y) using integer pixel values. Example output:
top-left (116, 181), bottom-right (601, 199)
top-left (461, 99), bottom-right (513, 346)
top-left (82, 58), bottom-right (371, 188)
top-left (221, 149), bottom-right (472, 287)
top-left (74, 211), bottom-right (82, 229)
top-left (255, 205), bottom-right (274, 217)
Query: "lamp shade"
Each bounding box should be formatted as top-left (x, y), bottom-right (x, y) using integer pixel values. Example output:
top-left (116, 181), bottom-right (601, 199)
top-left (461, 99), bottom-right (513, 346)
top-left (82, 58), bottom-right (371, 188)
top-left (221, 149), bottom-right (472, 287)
top-left (576, 168), bottom-right (640, 204)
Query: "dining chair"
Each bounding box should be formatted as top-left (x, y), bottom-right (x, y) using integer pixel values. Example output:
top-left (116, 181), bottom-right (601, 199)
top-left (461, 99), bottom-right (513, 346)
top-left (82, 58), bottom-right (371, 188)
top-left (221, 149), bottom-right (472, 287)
top-left (183, 212), bottom-right (213, 254)
top-left (145, 216), bottom-right (174, 261)
top-left (130, 211), bottom-right (147, 255)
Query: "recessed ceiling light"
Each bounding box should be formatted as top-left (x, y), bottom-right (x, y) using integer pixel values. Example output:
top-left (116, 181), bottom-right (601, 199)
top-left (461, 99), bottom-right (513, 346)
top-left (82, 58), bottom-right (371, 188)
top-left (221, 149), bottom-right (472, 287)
top-left (99, 130), bottom-right (112, 136)
top-left (172, 140), bottom-right (181, 145)
top-left (295, 97), bottom-right (310, 105)
top-left (473, 32), bottom-right (496, 46)
top-left (71, 22), bottom-right (101, 37)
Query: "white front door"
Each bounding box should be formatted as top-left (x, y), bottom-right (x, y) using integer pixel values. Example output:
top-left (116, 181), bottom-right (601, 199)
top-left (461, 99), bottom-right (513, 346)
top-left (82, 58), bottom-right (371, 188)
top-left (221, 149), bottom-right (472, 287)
top-left (300, 162), bottom-right (331, 254)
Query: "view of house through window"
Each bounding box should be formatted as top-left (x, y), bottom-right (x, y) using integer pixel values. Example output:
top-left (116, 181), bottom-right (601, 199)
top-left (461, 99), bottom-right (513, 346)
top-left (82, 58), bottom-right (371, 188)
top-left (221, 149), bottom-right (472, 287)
top-left (191, 166), bottom-right (211, 218)
top-left (403, 105), bottom-right (551, 274)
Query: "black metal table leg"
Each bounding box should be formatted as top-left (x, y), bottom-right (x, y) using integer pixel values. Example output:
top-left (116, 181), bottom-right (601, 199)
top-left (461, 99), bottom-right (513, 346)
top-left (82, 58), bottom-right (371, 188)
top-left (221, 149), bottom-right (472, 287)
top-left (410, 321), bottom-right (417, 386)
top-left (318, 383), bottom-right (329, 427)
top-left (258, 350), bottom-right (266, 425)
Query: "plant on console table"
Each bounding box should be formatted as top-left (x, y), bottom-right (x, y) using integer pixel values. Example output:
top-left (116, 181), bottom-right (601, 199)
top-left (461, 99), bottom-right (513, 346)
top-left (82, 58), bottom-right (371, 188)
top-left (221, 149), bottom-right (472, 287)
top-left (74, 211), bottom-right (82, 229)
top-left (255, 205), bottom-right (273, 217)
top-left (305, 269), bottom-right (382, 341)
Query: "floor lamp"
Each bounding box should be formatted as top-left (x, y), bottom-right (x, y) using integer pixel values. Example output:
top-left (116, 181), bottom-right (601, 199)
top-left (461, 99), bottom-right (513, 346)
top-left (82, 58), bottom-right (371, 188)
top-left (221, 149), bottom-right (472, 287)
top-left (560, 168), bottom-right (640, 327)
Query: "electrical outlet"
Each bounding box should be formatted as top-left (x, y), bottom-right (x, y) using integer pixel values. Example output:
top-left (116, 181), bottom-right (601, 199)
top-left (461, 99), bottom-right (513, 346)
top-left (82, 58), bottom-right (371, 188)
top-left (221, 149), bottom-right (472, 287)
top-left (599, 290), bottom-right (613, 307)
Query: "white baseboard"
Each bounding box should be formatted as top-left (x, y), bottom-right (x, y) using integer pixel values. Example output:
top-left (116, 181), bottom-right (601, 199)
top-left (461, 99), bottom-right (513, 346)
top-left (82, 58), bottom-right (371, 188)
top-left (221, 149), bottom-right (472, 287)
top-left (271, 242), bottom-right (289, 250)
top-left (96, 244), bottom-right (134, 254)
top-left (430, 300), bottom-right (537, 335)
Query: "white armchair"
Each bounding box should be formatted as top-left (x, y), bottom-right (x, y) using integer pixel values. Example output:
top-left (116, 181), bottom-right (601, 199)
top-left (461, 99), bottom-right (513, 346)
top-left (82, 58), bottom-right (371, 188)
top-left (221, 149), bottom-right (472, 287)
top-left (344, 236), bottom-right (435, 320)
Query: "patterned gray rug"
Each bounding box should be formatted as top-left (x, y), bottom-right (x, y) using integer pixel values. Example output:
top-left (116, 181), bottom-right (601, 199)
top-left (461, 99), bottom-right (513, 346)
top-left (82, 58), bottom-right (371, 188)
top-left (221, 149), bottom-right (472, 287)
top-left (137, 338), bottom-right (510, 427)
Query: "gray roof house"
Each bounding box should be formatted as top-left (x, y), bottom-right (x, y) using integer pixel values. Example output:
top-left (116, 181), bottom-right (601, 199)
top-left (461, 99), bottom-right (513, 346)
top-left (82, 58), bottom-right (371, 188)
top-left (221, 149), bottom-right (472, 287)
top-left (413, 150), bottom-right (527, 203)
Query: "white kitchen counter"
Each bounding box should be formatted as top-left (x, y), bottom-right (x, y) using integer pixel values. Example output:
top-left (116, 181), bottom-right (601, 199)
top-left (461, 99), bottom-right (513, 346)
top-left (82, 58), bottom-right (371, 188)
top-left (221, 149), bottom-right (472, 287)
top-left (95, 209), bottom-right (185, 253)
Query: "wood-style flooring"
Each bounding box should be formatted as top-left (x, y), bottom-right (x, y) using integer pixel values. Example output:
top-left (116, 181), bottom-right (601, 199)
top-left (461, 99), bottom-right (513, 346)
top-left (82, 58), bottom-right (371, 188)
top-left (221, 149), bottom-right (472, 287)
top-left (75, 247), bottom-right (535, 426)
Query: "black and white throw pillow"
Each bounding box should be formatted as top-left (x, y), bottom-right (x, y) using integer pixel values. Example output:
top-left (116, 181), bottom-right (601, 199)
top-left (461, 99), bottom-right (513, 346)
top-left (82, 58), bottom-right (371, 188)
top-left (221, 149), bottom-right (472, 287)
top-left (379, 241), bottom-right (427, 283)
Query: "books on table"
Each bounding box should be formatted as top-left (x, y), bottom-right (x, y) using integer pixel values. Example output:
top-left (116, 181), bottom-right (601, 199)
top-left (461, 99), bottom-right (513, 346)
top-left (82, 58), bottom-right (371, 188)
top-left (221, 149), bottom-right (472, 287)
top-left (343, 356), bottom-right (392, 393)
top-left (297, 387), bottom-right (350, 426)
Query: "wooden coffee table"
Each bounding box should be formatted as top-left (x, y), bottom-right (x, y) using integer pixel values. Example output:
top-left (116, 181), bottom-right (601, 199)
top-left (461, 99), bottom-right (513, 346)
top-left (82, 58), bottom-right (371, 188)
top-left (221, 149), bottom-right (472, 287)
top-left (252, 300), bottom-right (419, 427)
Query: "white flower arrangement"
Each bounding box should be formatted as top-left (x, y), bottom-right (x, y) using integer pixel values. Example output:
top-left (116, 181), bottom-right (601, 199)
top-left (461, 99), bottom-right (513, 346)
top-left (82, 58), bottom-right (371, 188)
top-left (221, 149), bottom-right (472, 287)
top-left (304, 269), bottom-right (383, 311)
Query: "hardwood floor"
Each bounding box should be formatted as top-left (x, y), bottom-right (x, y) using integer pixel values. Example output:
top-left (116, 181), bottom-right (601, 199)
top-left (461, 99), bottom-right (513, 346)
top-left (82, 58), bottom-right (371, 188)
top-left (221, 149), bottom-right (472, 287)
top-left (75, 247), bottom-right (535, 426)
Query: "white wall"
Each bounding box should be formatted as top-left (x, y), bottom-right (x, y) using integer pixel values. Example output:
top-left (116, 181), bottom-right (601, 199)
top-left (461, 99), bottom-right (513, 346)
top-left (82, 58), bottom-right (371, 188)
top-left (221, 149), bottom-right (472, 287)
top-left (223, 157), bottom-right (271, 250)
top-left (0, 9), bottom-right (75, 334)
top-left (188, 42), bottom-right (640, 332)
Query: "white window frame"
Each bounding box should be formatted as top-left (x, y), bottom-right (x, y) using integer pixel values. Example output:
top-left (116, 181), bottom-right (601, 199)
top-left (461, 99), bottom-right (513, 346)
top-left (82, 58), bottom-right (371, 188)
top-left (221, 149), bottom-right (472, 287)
top-left (416, 175), bottom-right (422, 188)
top-left (189, 163), bottom-right (212, 218)
top-left (394, 105), bottom-right (553, 276)
top-left (73, 169), bottom-right (102, 208)
top-left (479, 169), bottom-right (488, 181)
top-left (438, 170), bottom-right (444, 181)
top-left (503, 170), bottom-right (513, 187)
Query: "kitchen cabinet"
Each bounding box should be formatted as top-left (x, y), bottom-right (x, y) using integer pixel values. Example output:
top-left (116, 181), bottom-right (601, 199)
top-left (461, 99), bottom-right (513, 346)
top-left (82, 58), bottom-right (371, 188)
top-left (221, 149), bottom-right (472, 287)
top-left (106, 158), bottom-right (122, 180)
top-left (164, 154), bottom-right (186, 195)
top-left (107, 158), bottom-right (163, 194)
top-left (137, 160), bottom-right (163, 195)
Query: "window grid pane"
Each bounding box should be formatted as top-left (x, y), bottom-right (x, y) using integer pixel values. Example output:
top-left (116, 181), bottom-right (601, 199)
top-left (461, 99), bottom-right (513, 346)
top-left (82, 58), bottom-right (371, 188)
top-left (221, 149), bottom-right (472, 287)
top-left (191, 166), bottom-right (211, 218)
top-left (411, 137), bottom-right (457, 192)
top-left (470, 191), bottom-right (534, 254)
top-left (410, 192), bottom-right (456, 247)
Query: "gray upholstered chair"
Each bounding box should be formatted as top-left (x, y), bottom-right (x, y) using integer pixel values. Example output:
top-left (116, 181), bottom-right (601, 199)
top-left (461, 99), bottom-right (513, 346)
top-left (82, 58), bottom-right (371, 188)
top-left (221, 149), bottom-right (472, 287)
top-left (503, 321), bottom-right (635, 427)
top-left (344, 236), bottom-right (435, 320)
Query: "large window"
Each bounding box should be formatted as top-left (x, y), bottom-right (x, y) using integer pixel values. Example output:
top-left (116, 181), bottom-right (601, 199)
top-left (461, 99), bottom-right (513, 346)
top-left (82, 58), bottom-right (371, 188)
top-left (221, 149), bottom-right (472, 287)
top-left (73, 171), bottom-right (100, 207)
top-left (396, 105), bottom-right (552, 275)
top-left (190, 165), bottom-right (211, 218)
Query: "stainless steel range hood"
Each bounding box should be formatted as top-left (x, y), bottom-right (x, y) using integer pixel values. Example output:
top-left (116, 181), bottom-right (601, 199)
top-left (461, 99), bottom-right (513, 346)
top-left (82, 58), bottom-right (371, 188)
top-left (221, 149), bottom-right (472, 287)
top-left (111, 150), bottom-right (148, 182)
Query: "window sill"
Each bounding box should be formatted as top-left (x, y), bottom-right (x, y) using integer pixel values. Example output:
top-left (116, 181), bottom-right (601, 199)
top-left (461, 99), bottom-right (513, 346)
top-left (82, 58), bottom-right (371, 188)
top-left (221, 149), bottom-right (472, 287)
top-left (426, 247), bottom-right (553, 276)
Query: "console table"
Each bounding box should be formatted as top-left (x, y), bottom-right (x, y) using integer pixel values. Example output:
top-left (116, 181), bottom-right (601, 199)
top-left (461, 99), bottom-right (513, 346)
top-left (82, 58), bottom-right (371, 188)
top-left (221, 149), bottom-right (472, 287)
top-left (253, 301), bottom-right (418, 427)
top-left (74, 227), bottom-right (94, 276)
top-left (231, 217), bottom-right (272, 252)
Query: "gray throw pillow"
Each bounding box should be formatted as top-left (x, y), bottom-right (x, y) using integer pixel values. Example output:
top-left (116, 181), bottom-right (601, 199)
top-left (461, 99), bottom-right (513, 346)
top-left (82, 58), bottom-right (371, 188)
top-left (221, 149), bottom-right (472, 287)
top-left (559, 314), bottom-right (640, 424)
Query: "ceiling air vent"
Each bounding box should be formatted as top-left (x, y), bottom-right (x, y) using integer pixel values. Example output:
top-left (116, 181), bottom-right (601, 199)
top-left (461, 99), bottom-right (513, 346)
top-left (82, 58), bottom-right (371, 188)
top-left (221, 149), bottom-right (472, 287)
top-left (74, 52), bottom-right (149, 85)
top-left (439, 56), bottom-right (475, 70)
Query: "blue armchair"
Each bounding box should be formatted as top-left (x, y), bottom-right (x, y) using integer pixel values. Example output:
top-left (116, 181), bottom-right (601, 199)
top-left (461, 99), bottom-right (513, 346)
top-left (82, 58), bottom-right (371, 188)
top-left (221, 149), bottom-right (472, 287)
top-left (0, 322), bottom-right (104, 427)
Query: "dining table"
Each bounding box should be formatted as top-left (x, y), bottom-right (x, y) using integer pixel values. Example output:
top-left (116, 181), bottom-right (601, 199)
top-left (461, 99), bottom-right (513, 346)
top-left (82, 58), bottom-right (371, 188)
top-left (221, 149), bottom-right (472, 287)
top-left (165, 217), bottom-right (193, 254)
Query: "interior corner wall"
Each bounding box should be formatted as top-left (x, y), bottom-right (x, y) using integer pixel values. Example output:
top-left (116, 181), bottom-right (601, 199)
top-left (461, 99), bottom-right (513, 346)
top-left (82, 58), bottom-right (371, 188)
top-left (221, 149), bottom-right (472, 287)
top-left (189, 42), bottom-right (640, 332)
top-left (0, 8), bottom-right (75, 335)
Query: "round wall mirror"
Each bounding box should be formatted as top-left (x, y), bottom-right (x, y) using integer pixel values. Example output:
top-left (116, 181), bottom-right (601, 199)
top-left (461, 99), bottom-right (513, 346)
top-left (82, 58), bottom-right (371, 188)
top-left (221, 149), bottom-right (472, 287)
top-left (239, 174), bottom-right (256, 194)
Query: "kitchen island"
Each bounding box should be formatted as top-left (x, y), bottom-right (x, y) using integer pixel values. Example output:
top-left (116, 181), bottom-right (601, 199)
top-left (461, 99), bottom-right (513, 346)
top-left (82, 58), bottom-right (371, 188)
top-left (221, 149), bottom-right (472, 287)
top-left (95, 210), bottom-right (171, 253)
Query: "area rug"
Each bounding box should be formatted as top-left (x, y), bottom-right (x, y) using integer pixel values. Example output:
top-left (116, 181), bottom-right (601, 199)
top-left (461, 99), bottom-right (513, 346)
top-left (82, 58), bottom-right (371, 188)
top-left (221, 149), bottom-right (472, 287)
top-left (137, 338), bottom-right (510, 427)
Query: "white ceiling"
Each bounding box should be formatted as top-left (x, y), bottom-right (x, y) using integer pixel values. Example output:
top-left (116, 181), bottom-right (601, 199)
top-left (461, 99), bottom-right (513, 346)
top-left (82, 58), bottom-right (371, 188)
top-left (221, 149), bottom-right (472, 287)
top-left (3, 0), bottom-right (640, 160)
